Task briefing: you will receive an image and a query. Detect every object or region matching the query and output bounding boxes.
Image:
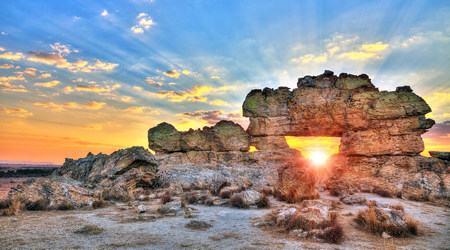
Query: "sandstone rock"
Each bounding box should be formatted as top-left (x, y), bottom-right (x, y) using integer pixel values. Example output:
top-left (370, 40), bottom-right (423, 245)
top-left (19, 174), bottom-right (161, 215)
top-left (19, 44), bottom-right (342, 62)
top-left (234, 190), bottom-right (261, 205)
top-left (137, 204), bottom-right (146, 213)
top-left (341, 194), bottom-right (366, 205)
top-left (243, 70), bottom-right (433, 156)
top-left (148, 122), bottom-right (185, 153)
top-left (429, 151), bottom-right (450, 161)
top-left (148, 120), bottom-right (249, 154)
top-left (250, 136), bottom-right (289, 150)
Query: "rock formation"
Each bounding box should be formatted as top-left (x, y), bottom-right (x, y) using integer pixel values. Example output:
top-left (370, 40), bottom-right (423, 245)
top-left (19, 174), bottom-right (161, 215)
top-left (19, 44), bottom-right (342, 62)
top-left (148, 120), bottom-right (249, 154)
top-left (243, 70), bottom-right (434, 155)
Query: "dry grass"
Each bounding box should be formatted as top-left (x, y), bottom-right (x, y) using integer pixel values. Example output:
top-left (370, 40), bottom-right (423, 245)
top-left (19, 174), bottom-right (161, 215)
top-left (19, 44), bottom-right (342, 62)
top-left (373, 186), bottom-right (393, 198)
top-left (219, 190), bottom-right (231, 199)
top-left (229, 195), bottom-right (249, 209)
top-left (161, 191), bottom-right (172, 204)
top-left (1, 195), bottom-right (22, 216)
top-left (261, 187), bottom-right (273, 196)
top-left (0, 199), bottom-right (11, 210)
top-left (185, 220), bottom-right (212, 230)
top-left (56, 201), bottom-right (74, 210)
top-left (182, 192), bottom-right (198, 205)
top-left (256, 193), bottom-right (270, 208)
top-left (322, 222), bottom-right (344, 244)
top-left (25, 199), bottom-right (48, 211)
top-left (74, 225), bottom-right (104, 235)
top-left (389, 203), bottom-right (404, 211)
top-left (275, 186), bottom-right (320, 204)
top-left (354, 206), bottom-right (418, 237)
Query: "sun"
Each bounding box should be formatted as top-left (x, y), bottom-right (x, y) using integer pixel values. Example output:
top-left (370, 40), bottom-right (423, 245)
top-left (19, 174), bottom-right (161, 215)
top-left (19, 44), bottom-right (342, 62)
top-left (310, 150), bottom-right (327, 165)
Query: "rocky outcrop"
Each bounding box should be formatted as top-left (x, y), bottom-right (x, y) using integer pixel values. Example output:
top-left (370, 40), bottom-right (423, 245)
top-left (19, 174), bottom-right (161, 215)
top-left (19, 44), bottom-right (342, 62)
top-left (7, 147), bottom-right (159, 208)
top-left (326, 154), bottom-right (449, 203)
top-left (243, 70), bottom-right (434, 156)
top-left (429, 151), bottom-right (450, 161)
top-left (148, 120), bottom-right (249, 154)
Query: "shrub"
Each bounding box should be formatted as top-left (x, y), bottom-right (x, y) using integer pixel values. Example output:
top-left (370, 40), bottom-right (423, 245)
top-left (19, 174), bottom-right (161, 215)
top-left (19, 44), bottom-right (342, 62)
top-left (161, 192), bottom-right (172, 204)
top-left (389, 203), bottom-right (404, 211)
top-left (284, 186), bottom-right (319, 204)
top-left (74, 225), bottom-right (104, 235)
top-left (205, 198), bottom-right (214, 206)
top-left (256, 193), bottom-right (270, 208)
top-left (57, 201), bottom-right (74, 210)
top-left (273, 188), bottom-right (286, 202)
top-left (185, 220), bottom-right (212, 230)
top-left (0, 199), bottom-right (12, 210)
top-left (219, 190), bottom-right (231, 199)
top-left (321, 223), bottom-right (344, 244)
top-left (284, 213), bottom-right (312, 232)
top-left (261, 187), bottom-right (273, 196)
top-left (229, 195), bottom-right (249, 209)
top-left (25, 199), bottom-right (48, 211)
top-left (354, 206), bottom-right (418, 237)
top-left (1, 196), bottom-right (21, 216)
top-left (182, 192), bottom-right (198, 205)
top-left (373, 186), bottom-right (393, 198)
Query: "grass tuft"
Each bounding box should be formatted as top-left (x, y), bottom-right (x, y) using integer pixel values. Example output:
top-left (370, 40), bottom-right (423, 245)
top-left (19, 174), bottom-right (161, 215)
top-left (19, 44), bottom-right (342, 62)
top-left (256, 193), bottom-right (270, 208)
top-left (161, 191), bottom-right (172, 204)
top-left (229, 195), bottom-right (249, 209)
top-left (373, 186), bottom-right (393, 198)
top-left (74, 225), bottom-right (104, 235)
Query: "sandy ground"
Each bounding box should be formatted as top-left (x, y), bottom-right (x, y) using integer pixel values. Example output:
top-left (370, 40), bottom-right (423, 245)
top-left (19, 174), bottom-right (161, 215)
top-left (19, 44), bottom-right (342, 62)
top-left (1, 192), bottom-right (449, 249)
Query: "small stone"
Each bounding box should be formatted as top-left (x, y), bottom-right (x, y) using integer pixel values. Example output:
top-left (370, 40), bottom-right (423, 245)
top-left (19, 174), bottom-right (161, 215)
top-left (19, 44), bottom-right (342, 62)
top-left (12, 218), bottom-right (17, 222)
top-left (382, 231), bottom-right (391, 239)
top-left (137, 204), bottom-right (146, 213)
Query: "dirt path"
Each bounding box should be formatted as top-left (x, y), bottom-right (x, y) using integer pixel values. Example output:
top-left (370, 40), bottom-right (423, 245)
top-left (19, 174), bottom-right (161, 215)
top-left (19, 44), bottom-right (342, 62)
top-left (0, 193), bottom-right (448, 249)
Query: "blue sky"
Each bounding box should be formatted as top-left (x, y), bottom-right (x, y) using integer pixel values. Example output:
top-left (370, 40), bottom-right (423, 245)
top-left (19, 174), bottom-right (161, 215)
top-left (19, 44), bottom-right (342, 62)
top-left (0, 0), bottom-right (449, 163)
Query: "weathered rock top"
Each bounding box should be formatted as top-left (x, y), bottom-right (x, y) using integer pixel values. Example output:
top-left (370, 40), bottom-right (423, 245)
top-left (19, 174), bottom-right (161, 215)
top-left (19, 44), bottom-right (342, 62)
top-left (148, 120), bottom-right (249, 154)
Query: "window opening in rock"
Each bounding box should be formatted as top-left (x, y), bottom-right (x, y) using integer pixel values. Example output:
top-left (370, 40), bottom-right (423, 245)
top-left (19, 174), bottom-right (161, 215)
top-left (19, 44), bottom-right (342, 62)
top-left (248, 146), bottom-right (258, 152)
top-left (285, 136), bottom-right (341, 165)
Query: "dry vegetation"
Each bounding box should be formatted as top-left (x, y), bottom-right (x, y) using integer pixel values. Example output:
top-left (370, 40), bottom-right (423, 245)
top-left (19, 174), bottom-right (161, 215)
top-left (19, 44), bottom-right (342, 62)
top-left (74, 225), bottom-right (104, 235)
top-left (354, 206), bottom-right (418, 237)
top-left (229, 195), bottom-right (249, 208)
top-left (161, 191), bottom-right (172, 204)
top-left (256, 193), bottom-right (270, 208)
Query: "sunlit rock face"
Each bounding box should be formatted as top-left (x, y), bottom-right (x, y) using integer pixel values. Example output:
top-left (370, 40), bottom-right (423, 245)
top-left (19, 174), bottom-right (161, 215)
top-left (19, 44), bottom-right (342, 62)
top-left (243, 70), bottom-right (434, 156)
top-left (148, 120), bottom-right (250, 154)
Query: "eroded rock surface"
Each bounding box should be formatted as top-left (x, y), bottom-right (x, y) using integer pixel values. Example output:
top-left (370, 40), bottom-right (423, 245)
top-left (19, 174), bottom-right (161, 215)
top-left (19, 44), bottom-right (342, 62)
top-left (148, 120), bottom-right (249, 154)
top-left (243, 70), bottom-right (434, 156)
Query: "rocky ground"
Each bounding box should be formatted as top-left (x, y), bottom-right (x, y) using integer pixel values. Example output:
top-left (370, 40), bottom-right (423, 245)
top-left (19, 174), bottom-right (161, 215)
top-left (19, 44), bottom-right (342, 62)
top-left (0, 191), bottom-right (448, 249)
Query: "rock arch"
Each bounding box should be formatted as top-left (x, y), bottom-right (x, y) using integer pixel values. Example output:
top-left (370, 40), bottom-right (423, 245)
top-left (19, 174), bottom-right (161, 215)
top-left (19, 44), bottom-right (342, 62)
top-left (243, 70), bottom-right (434, 156)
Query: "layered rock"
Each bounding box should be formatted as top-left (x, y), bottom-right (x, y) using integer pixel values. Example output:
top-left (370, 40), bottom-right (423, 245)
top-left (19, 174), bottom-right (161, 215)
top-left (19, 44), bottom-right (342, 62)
top-left (148, 120), bottom-right (249, 154)
top-left (7, 147), bottom-right (159, 208)
top-left (243, 70), bottom-right (434, 156)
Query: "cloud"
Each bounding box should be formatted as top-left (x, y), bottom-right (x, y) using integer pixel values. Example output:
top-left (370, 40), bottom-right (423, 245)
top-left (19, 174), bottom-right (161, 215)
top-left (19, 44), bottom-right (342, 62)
top-left (361, 42), bottom-right (389, 52)
top-left (0, 52), bottom-right (24, 60)
top-left (209, 100), bottom-right (230, 107)
top-left (50, 43), bottom-right (77, 55)
top-left (101, 9), bottom-right (109, 16)
top-left (163, 70), bottom-right (181, 78)
top-left (210, 76), bottom-right (220, 79)
top-left (156, 86), bottom-right (213, 102)
top-left (121, 96), bottom-right (134, 103)
top-left (40, 73), bottom-right (51, 78)
top-left (75, 83), bottom-right (120, 92)
top-left (0, 74), bottom-right (25, 81)
top-left (34, 102), bottom-right (65, 111)
top-left (0, 64), bottom-right (14, 69)
top-left (27, 51), bottom-right (118, 73)
top-left (2, 107), bottom-right (33, 117)
top-left (0, 47), bottom-right (4, 51)
top-left (131, 26), bottom-right (144, 34)
top-left (131, 13), bottom-right (154, 33)
top-left (177, 110), bottom-right (248, 127)
top-left (133, 86), bottom-right (143, 91)
top-left (145, 77), bottom-right (163, 87)
top-left (291, 53), bottom-right (327, 63)
top-left (124, 106), bottom-right (159, 115)
top-left (137, 13), bottom-right (147, 19)
top-left (182, 70), bottom-right (191, 75)
top-left (34, 80), bottom-right (60, 88)
top-left (168, 82), bottom-right (176, 85)
top-left (63, 86), bottom-right (74, 94)
top-left (0, 81), bottom-right (27, 92)
top-left (83, 101), bottom-right (106, 110)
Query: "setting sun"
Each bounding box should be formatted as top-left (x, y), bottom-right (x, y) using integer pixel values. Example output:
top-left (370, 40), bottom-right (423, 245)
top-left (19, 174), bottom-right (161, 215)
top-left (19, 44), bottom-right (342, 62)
top-left (310, 150), bottom-right (327, 165)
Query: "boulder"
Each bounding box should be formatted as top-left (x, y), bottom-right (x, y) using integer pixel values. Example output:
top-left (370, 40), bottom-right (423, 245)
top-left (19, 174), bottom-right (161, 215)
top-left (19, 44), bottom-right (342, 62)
top-left (429, 151), bottom-right (450, 161)
top-left (148, 122), bottom-right (185, 153)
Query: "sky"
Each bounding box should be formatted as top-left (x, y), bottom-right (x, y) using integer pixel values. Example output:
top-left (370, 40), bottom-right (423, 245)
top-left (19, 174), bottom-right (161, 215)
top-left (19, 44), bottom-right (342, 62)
top-left (0, 0), bottom-right (449, 164)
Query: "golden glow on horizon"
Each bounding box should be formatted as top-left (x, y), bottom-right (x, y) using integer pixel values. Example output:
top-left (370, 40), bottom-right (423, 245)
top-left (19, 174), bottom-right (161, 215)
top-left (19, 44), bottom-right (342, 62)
top-left (285, 136), bottom-right (341, 159)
